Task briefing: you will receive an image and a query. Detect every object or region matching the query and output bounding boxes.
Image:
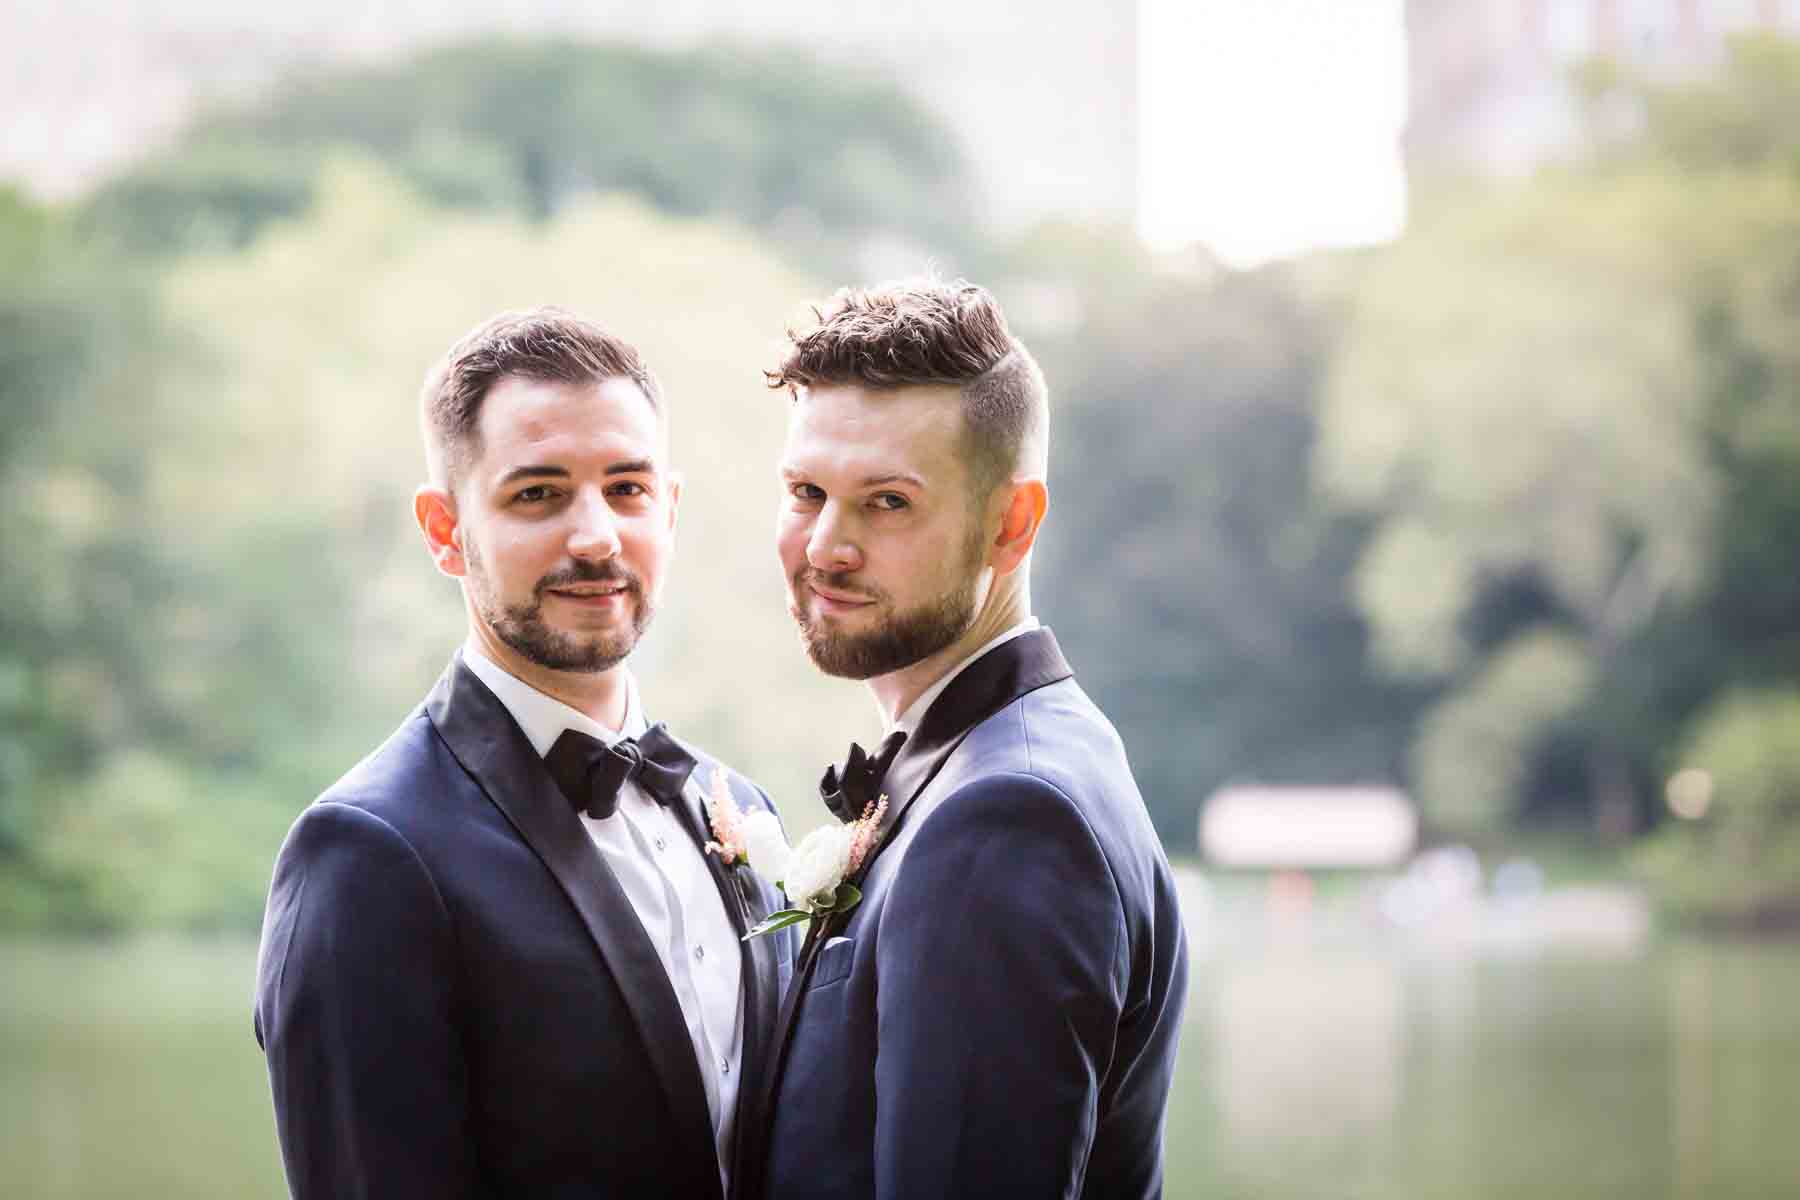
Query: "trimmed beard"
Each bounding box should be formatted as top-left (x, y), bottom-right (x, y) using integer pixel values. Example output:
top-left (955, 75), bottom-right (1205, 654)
top-left (465, 541), bottom-right (651, 673)
top-left (792, 520), bottom-right (987, 680)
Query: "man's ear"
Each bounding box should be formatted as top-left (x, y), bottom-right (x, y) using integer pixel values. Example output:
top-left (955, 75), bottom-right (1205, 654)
top-left (665, 471), bottom-right (683, 538)
top-left (990, 478), bottom-right (1048, 577)
top-left (414, 485), bottom-right (467, 578)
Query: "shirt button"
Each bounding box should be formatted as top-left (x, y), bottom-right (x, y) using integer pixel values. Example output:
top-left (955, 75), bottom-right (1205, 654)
top-left (654, 835), bottom-right (667, 852)
top-left (720, 1057), bottom-right (731, 1075)
top-left (693, 944), bottom-right (706, 962)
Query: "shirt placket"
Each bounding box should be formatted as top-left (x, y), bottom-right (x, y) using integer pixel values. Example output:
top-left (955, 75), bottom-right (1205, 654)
top-left (619, 792), bottom-right (724, 1128)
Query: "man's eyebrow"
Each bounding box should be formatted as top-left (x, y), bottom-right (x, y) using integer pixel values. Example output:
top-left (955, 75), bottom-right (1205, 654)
top-left (860, 472), bottom-right (925, 489)
top-left (776, 467), bottom-right (926, 488)
top-left (495, 460), bottom-right (657, 488)
top-left (496, 465), bottom-right (569, 487)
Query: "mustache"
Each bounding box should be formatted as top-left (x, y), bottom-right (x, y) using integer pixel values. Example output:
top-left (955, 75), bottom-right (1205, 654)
top-left (538, 560), bottom-right (641, 593)
top-left (796, 568), bottom-right (886, 604)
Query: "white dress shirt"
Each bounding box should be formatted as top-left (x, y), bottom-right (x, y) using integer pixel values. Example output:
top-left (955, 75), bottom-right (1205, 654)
top-left (462, 643), bottom-right (744, 1191)
top-left (886, 617), bottom-right (1042, 737)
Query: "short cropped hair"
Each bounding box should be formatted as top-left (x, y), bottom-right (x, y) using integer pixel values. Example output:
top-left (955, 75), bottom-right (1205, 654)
top-left (420, 307), bottom-right (662, 489)
top-left (767, 279), bottom-right (1048, 499)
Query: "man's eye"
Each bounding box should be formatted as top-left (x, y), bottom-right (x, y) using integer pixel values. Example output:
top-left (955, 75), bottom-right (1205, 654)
top-left (871, 492), bottom-right (909, 511)
top-left (515, 485), bottom-right (557, 503)
top-left (608, 481), bottom-right (648, 499)
top-left (791, 483), bottom-right (825, 502)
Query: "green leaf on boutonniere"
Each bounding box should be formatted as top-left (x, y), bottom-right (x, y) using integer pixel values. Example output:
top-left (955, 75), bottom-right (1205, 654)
top-left (742, 908), bottom-right (811, 941)
top-left (801, 881), bottom-right (862, 915)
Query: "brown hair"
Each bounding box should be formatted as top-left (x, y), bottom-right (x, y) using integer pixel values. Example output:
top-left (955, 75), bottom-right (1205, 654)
top-left (420, 307), bottom-right (662, 488)
top-left (767, 279), bottom-right (1047, 498)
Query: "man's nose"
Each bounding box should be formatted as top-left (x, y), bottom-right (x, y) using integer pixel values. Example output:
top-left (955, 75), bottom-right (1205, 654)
top-left (567, 490), bottom-right (622, 559)
top-left (805, 501), bottom-right (862, 573)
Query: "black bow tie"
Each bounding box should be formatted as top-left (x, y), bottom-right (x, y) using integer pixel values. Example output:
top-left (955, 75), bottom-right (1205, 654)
top-left (819, 730), bottom-right (907, 822)
top-left (545, 723), bottom-right (697, 820)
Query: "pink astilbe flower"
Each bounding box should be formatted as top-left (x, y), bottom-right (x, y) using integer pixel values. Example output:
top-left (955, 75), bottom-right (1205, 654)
top-left (845, 795), bottom-right (888, 874)
top-left (703, 767), bottom-right (747, 865)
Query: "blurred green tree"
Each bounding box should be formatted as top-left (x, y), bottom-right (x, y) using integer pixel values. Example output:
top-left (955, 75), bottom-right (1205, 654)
top-left (0, 188), bottom-right (351, 930)
top-left (993, 229), bottom-right (1426, 846)
top-left (79, 38), bottom-right (974, 269)
top-left (1319, 35), bottom-right (1800, 849)
top-left (1633, 690), bottom-right (1800, 930)
top-left (0, 189), bottom-right (170, 923)
top-left (1316, 168), bottom-right (1716, 839)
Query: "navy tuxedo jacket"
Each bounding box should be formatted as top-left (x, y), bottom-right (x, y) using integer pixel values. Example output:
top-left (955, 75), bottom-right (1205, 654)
top-left (254, 655), bottom-right (795, 1200)
top-left (747, 629), bottom-right (1189, 1200)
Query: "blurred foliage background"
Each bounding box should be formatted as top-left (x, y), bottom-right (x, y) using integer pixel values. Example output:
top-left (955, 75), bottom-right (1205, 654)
top-left (5, 17), bottom-right (1800, 1200)
top-left (3, 34), bottom-right (1799, 935)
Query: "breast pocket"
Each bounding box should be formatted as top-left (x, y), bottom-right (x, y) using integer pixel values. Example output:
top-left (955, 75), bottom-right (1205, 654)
top-left (808, 935), bottom-right (855, 990)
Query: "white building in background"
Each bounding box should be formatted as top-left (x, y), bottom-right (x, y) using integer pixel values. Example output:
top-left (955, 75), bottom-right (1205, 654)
top-left (0, 0), bottom-right (1137, 232)
top-left (1405, 0), bottom-right (1800, 176)
top-left (1199, 786), bottom-right (1419, 870)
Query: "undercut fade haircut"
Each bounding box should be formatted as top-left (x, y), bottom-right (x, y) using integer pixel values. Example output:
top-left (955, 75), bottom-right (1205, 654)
top-left (420, 307), bottom-right (662, 490)
top-left (767, 278), bottom-right (1048, 500)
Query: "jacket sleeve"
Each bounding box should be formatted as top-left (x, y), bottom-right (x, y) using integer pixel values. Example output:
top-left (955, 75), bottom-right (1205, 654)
top-left (872, 772), bottom-right (1126, 1200)
top-left (254, 800), bottom-right (480, 1200)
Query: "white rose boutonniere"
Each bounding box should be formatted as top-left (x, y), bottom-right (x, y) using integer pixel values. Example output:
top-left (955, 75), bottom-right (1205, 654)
top-left (739, 809), bottom-right (793, 882)
top-left (704, 771), bottom-right (888, 941)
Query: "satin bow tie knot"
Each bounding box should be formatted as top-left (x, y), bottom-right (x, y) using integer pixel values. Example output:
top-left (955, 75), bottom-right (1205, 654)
top-left (546, 723), bottom-right (697, 820)
top-left (820, 730), bottom-right (908, 822)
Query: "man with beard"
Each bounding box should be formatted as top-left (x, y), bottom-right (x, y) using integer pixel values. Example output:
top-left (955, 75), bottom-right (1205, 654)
top-left (742, 280), bottom-right (1189, 1200)
top-left (254, 309), bottom-right (793, 1200)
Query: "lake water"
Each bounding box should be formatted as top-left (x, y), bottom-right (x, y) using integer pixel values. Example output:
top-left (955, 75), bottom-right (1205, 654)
top-left (3, 935), bottom-right (1797, 1198)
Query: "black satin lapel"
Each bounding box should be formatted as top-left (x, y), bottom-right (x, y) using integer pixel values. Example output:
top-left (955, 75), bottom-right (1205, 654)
top-left (670, 771), bottom-right (786, 1171)
top-left (665, 763), bottom-right (786, 1200)
top-left (671, 774), bottom-right (780, 1057)
top-left (876, 737), bottom-right (963, 834)
top-left (427, 656), bottom-right (722, 1200)
top-left (866, 628), bottom-right (1074, 868)
top-left (907, 628), bottom-right (1073, 755)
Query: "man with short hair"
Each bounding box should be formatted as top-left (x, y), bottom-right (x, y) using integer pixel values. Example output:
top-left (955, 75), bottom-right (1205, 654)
top-left (254, 308), bottom-right (793, 1200)
top-left (745, 280), bottom-right (1189, 1199)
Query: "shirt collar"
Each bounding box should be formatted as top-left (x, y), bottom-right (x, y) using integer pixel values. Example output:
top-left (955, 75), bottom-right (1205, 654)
top-left (461, 639), bottom-right (648, 759)
top-left (886, 617), bottom-right (1041, 738)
